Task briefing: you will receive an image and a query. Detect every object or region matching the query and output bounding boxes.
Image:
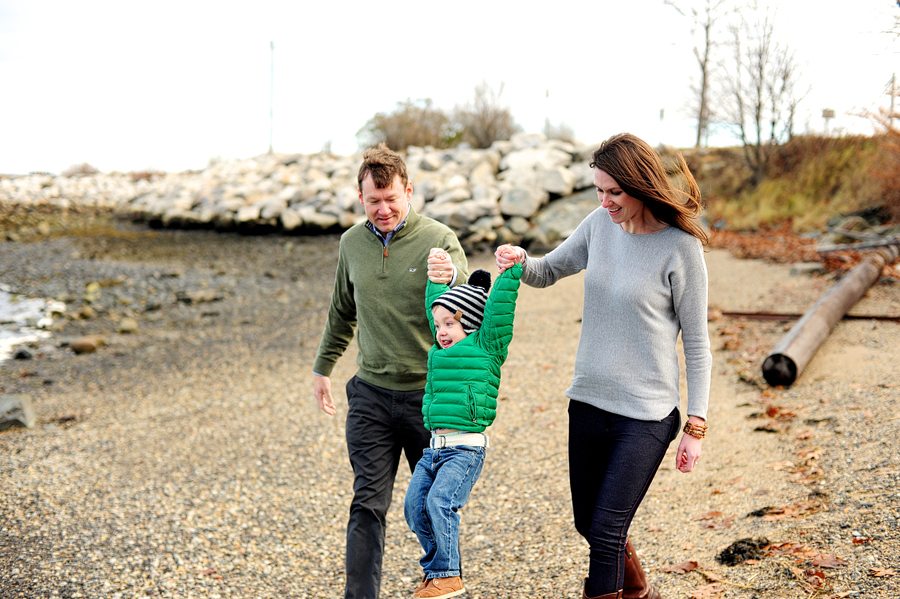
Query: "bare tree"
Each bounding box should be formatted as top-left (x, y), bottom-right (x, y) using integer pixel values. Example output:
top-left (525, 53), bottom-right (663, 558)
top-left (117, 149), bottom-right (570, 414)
top-left (717, 2), bottom-right (803, 184)
top-left (453, 81), bottom-right (521, 149)
top-left (665, 0), bottom-right (730, 147)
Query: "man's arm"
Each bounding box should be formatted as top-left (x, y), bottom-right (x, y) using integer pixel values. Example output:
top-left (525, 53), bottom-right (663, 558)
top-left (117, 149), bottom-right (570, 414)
top-left (312, 247), bottom-right (356, 415)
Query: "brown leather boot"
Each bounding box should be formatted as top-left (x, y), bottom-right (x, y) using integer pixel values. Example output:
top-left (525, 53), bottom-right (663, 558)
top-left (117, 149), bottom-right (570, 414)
top-left (583, 578), bottom-right (623, 599)
top-left (623, 538), bottom-right (662, 599)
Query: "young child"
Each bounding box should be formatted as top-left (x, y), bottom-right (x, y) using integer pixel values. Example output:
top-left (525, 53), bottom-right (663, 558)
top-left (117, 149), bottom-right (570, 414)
top-left (403, 248), bottom-right (522, 599)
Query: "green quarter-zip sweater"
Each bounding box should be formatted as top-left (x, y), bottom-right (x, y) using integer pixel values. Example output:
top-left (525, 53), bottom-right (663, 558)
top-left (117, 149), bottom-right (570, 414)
top-left (313, 207), bottom-right (469, 391)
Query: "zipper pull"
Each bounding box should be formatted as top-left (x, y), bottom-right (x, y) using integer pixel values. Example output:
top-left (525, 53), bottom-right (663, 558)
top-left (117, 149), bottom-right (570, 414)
top-left (383, 247), bottom-right (388, 258)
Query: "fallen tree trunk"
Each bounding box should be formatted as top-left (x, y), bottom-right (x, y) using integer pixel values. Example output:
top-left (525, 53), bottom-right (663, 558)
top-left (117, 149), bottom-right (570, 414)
top-left (762, 244), bottom-right (900, 387)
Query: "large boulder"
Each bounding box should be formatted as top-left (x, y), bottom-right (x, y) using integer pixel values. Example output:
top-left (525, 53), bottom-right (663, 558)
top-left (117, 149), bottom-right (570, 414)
top-left (525, 188), bottom-right (599, 250)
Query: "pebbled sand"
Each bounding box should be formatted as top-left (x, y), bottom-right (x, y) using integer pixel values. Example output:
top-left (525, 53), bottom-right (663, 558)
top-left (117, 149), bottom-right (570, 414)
top-left (1, 225), bottom-right (898, 598)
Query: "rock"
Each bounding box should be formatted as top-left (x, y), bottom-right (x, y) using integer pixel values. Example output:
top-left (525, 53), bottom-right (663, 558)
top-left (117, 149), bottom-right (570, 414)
top-left (432, 186), bottom-right (471, 205)
top-left (526, 189), bottom-right (599, 250)
top-left (569, 161), bottom-right (594, 190)
top-left (716, 537), bottom-right (770, 566)
top-left (13, 347), bottom-right (35, 360)
top-left (499, 186), bottom-right (549, 219)
top-left (417, 153), bottom-right (444, 172)
top-left (0, 140), bottom-right (622, 248)
top-left (176, 290), bottom-right (223, 304)
top-left (0, 395), bottom-right (36, 430)
top-left (117, 317), bottom-right (139, 334)
top-left (536, 166), bottom-right (576, 196)
top-left (500, 147), bottom-right (572, 172)
top-left (70, 335), bottom-right (105, 354)
top-left (789, 262), bottom-right (827, 276)
top-left (280, 208), bottom-right (302, 231)
top-left (83, 282), bottom-right (102, 303)
top-left (297, 206), bottom-right (340, 230)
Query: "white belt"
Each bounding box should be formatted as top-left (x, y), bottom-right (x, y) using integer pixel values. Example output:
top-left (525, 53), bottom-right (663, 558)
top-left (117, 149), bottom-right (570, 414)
top-left (430, 432), bottom-right (489, 449)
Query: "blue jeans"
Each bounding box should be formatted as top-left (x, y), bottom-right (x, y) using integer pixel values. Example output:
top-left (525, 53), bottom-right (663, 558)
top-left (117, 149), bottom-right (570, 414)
top-left (404, 446), bottom-right (486, 579)
top-left (568, 401), bottom-right (680, 596)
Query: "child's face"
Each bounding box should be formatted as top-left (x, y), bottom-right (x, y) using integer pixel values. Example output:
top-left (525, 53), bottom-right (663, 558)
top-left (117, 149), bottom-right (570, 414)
top-left (432, 305), bottom-right (468, 349)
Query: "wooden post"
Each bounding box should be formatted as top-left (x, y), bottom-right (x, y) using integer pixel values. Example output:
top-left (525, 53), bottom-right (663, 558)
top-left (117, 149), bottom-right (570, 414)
top-left (762, 244), bottom-right (900, 386)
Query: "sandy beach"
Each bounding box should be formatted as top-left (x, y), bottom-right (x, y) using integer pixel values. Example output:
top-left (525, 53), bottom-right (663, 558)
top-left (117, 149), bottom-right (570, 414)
top-left (1, 218), bottom-right (899, 598)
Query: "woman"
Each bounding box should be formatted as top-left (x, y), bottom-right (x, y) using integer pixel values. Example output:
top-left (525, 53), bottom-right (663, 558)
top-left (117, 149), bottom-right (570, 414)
top-left (495, 133), bottom-right (712, 599)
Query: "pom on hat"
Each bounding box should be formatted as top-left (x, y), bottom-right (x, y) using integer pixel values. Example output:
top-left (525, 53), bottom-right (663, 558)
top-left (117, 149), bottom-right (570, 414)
top-left (431, 269), bottom-right (491, 334)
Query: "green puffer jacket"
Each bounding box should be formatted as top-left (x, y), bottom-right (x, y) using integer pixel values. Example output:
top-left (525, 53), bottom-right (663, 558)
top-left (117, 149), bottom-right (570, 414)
top-left (422, 262), bottom-right (522, 432)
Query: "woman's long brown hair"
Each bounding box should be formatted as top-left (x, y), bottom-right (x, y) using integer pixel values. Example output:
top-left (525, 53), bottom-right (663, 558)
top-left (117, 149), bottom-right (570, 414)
top-left (590, 133), bottom-right (708, 245)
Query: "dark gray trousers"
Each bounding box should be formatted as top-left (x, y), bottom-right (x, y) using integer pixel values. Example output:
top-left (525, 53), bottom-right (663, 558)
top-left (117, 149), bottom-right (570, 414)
top-left (344, 376), bottom-right (430, 599)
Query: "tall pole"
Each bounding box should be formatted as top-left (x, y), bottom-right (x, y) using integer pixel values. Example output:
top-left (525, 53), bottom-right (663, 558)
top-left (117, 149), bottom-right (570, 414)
top-left (891, 73), bottom-right (897, 128)
top-left (268, 41), bottom-right (274, 154)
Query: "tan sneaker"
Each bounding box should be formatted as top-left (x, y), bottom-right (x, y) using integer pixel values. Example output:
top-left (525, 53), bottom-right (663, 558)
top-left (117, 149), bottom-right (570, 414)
top-left (413, 575), bottom-right (465, 598)
top-left (413, 574), bottom-right (429, 594)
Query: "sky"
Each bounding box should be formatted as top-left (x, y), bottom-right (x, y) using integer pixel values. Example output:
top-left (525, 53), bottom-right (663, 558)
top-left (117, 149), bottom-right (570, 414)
top-left (0, 0), bottom-right (898, 175)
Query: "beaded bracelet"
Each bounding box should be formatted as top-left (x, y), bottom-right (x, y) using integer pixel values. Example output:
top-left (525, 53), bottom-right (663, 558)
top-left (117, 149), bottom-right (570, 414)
top-left (683, 421), bottom-right (708, 439)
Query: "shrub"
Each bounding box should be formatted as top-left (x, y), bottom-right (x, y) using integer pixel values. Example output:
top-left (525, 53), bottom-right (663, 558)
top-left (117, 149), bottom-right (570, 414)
top-left (129, 169), bottom-right (166, 182)
top-left (61, 162), bottom-right (99, 177)
top-left (543, 120), bottom-right (577, 144)
top-left (357, 98), bottom-right (458, 151)
top-left (453, 81), bottom-right (521, 149)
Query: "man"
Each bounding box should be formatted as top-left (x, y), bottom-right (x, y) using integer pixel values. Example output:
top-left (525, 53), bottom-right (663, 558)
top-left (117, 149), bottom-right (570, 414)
top-left (313, 143), bottom-right (468, 599)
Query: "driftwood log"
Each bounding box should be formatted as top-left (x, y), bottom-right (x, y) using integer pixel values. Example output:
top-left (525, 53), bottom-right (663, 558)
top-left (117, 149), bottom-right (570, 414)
top-left (762, 244), bottom-right (900, 387)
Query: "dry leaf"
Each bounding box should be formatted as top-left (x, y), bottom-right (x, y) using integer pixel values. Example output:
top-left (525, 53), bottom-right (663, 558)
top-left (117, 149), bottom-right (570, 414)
top-left (695, 511), bottom-right (723, 521)
top-left (662, 560), bottom-right (699, 574)
top-left (767, 460), bottom-right (794, 470)
top-left (812, 554), bottom-right (848, 569)
top-left (689, 583), bottom-right (725, 598)
top-left (868, 567), bottom-right (895, 578)
top-left (804, 568), bottom-right (827, 587)
top-left (796, 447), bottom-right (823, 460)
top-left (765, 543), bottom-right (818, 558)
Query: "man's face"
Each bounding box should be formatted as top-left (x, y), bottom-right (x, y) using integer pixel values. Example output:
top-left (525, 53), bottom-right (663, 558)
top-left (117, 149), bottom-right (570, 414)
top-left (358, 173), bottom-right (412, 234)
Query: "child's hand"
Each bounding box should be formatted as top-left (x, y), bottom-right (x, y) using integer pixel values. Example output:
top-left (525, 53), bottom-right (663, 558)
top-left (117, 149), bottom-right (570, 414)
top-left (428, 248), bottom-right (452, 284)
top-left (495, 244), bottom-right (524, 273)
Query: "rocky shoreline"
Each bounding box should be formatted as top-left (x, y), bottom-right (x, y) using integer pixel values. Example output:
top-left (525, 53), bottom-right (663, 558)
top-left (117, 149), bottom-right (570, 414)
top-left (1, 134), bottom-right (605, 254)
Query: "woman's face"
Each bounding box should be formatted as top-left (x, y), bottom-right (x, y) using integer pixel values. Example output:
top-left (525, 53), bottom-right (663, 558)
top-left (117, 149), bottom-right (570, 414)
top-left (594, 168), bottom-right (651, 234)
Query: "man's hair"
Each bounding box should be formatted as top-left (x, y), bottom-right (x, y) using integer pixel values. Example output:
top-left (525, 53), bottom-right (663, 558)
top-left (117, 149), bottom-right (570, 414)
top-left (357, 142), bottom-right (408, 190)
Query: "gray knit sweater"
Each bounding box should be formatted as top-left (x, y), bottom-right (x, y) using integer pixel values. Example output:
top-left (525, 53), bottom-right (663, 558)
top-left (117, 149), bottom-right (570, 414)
top-left (521, 207), bottom-right (712, 421)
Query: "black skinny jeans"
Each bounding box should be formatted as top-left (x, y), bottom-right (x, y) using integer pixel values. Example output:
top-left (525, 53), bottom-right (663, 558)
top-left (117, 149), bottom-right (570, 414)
top-left (568, 400), bottom-right (680, 596)
top-left (344, 376), bottom-right (431, 599)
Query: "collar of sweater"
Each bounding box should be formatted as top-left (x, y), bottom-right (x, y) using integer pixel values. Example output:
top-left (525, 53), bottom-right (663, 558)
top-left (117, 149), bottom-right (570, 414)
top-left (364, 206), bottom-right (421, 243)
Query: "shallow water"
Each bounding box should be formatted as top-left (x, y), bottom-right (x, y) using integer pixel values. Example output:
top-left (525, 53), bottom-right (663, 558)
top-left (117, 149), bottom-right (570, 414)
top-left (0, 285), bottom-right (65, 362)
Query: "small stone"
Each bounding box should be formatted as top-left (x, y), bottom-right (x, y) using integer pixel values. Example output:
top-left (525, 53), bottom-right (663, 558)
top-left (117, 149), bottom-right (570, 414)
top-left (70, 335), bottom-right (105, 354)
top-left (117, 317), bottom-right (139, 334)
top-left (13, 347), bottom-right (35, 360)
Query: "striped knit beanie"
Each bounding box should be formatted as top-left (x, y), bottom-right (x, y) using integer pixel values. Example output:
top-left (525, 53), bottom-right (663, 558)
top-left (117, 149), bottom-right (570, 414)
top-left (431, 270), bottom-right (491, 334)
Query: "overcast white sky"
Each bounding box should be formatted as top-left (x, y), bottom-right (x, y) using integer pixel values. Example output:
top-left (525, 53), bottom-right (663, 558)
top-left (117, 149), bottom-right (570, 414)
top-left (1, 0), bottom-right (897, 175)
